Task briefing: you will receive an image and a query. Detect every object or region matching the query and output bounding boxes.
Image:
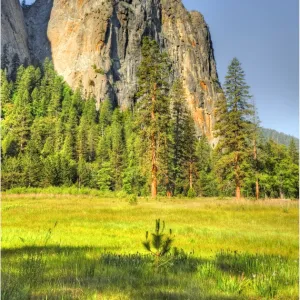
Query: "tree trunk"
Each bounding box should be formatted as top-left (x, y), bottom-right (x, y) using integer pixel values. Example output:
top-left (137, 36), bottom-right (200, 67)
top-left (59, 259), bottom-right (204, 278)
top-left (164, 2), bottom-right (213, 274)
top-left (151, 132), bottom-right (157, 198)
top-left (253, 139), bottom-right (259, 200)
top-left (235, 153), bottom-right (241, 200)
top-left (236, 184), bottom-right (241, 200)
top-left (151, 83), bottom-right (157, 198)
top-left (279, 188), bottom-right (284, 199)
top-left (151, 167), bottom-right (157, 198)
top-left (255, 176), bottom-right (259, 200)
top-left (189, 162), bottom-right (193, 189)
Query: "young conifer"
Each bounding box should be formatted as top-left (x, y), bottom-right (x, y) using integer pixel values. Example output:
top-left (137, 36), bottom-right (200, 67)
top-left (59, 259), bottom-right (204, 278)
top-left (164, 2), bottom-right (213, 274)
top-left (142, 219), bottom-right (174, 271)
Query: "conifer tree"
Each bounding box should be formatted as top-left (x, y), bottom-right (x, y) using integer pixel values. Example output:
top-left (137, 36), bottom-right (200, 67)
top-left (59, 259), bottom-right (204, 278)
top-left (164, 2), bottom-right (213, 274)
top-left (122, 111), bottom-right (145, 194)
top-left (2, 157), bottom-right (21, 189)
top-left (110, 109), bottom-right (125, 190)
top-left (54, 117), bottom-right (64, 153)
top-left (77, 116), bottom-right (89, 160)
top-left (22, 144), bottom-right (44, 187)
top-left (96, 125), bottom-right (113, 190)
top-left (48, 76), bottom-right (63, 117)
top-left (84, 98), bottom-right (98, 162)
top-left (135, 37), bottom-right (171, 198)
top-left (170, 80), bottom-right (198, 195)
top-left (1, 44), bottom-right (9, 72)
top-left (6, 66), bottom-right (36, 153)
top-left (43, 154), bottom-right (63, 186)
top-left (288, 138), bottom-right (299, 165)
top-left (1, 70), bottom-right (13, 118)
top-left (259, 140), bottom-right (298, 198)
top-left (249, 102), bottom-right (261, 199)
top-left (97, 160), bottom-right (113, 191)
top-left (62, 106), bottom-right (77, 160)
top-left (99, 99), bottom-right (112, 137)
top-left (77, 157), bottom-right (91, 187)
top-left (214, 58), bottom-right (254, 199)
top-left (11, 54), bottom-right (20, 81)
top-left (196, 136), bottom-right (218, 196)
top-left (142, 219), bottom-right (174, 271)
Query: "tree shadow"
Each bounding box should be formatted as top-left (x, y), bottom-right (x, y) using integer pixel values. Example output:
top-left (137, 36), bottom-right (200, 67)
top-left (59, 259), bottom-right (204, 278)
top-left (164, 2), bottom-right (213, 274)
top-left (2, 245), bottom-right (118, 256)
top-left (215, 250), bottom-right (292, 276)
top-left (2, 246), bottom-right (298, 299)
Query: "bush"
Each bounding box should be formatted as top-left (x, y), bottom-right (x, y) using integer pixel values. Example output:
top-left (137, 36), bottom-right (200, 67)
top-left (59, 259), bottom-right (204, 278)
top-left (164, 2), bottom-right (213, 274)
top-left (92, 64), bottom-right (105, 75)
top-left (187, 188), bottom-right (196, 198)
top-left (127, 194), bottom-right (138, 205)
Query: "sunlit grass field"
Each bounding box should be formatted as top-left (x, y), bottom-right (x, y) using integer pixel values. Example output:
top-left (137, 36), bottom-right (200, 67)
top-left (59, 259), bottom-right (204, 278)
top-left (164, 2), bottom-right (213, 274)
top-left (2, 188), bottom-right (299, 299)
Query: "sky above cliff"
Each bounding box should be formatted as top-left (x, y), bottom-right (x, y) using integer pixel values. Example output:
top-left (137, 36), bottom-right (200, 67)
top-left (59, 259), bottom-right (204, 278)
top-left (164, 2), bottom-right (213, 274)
top-left (183, 0), bottom-right (299, 138)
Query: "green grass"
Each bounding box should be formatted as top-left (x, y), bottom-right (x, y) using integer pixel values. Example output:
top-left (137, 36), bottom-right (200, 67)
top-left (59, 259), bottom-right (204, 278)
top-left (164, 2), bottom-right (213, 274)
top-left (2, 190), bottom-right (299, 299)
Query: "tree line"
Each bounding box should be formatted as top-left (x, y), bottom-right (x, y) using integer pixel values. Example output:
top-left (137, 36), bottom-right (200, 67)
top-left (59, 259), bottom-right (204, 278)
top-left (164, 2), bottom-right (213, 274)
top-left (1, 38), bottom-right (298, 198)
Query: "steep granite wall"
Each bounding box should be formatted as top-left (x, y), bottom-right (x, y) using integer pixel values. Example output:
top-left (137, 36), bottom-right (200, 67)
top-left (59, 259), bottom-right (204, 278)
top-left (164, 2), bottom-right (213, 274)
top-left (161, 1), bottom-right (223, 139)
top-left (1, 0), bottom-right (30, 73)
top-left (43, 0), bottom-right (164, 108)
top-left (24, 0), bottom-right (53, 64)
top-left (2, 0), bottom-right (222, 140)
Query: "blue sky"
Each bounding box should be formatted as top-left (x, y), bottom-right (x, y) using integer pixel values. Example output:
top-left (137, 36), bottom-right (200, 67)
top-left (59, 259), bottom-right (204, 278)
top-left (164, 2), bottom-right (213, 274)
top-left (22, 0), bottom-right (299, 137)
top-left (182, 0), bottom-right (299, 137)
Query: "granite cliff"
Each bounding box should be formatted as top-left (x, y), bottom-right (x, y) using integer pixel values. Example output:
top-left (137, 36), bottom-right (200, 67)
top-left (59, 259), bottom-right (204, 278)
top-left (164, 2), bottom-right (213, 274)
top-left (1, 0), bottom-right (223, 140)
top-left (1, 0), bottom-right (30, 73)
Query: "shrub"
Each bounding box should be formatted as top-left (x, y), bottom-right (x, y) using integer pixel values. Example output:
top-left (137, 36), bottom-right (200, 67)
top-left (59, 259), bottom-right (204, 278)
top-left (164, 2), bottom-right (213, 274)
top-left (88, 79), bottom-right (95, 86)
top-left (187, 188), bottom-right (196, 198)
top-left (128, 194), bottom-right (138, 205)
top-left (92, 64), bottom-right (105, 75)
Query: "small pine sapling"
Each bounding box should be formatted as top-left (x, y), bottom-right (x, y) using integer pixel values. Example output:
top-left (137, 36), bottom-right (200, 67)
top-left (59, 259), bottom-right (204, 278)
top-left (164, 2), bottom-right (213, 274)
top-left (142, 219), bottom-right (174, 271)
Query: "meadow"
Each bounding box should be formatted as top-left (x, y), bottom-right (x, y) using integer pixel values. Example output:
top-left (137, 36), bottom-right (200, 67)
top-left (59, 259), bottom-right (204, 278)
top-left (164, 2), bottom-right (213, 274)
top-left (2, 188), bottom-right (299, 299)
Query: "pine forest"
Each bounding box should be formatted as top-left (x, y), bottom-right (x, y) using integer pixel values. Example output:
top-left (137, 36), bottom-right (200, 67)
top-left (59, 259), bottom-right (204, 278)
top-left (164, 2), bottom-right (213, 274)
top-left (1, 38), bottom-right (298, 199)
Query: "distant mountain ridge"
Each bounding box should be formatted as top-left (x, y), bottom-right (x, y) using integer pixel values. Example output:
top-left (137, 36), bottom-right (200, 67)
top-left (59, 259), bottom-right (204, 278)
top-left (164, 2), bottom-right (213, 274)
top-left (261, 128), bottom-right (299, 148)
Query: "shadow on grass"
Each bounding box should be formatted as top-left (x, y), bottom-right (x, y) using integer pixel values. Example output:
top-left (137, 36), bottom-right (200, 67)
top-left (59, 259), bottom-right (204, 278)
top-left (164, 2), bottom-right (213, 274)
top-left (2, 246), bottom-right (298, 300)
top-left (1, 245), bottom-right (119, 256)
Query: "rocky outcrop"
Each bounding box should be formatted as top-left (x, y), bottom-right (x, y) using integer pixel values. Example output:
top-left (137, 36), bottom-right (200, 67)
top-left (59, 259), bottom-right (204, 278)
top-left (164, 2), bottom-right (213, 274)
top-left (1, 0), bottom-right (30, 74)
top-left (161, 1), bottom-right (223, 140)
top-left (2, 0), bottom-right (222, 140)
top-left (24, 0), bottom-right (53, 65)
top-left (43, 0), bottom-right (164, 108)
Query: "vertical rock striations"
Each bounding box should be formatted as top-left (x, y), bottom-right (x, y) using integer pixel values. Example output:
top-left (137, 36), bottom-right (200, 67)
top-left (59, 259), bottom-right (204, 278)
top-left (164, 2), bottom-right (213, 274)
top-left (161, 0), bottom-right (223, 140)
top-left (2, 0), bottom-right (222, 139)
top-left (1, 0), bottom-right (30, 74)
top-left (44, 0), bottom-right (164, 108)
top-left (24, 0), bottom-right (53, 64)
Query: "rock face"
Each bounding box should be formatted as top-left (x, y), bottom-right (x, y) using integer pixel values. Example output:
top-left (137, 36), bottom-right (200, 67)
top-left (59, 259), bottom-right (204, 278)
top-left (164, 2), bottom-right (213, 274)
top-left (44, 0), bottom-right (164, 108)
top-left (24, 0), bottom-right (53, 64)
top-left (1, 0), bottom-right (30, 73)
top-left (161, 0), bottom-right (222, 140)
top-left (2, 0), bottom-right (222, 140)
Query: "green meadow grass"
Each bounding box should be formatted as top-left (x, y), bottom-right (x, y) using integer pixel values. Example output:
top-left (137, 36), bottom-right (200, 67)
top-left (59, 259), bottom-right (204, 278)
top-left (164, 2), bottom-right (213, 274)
top-left (2, 189), bottom-right (299, 299)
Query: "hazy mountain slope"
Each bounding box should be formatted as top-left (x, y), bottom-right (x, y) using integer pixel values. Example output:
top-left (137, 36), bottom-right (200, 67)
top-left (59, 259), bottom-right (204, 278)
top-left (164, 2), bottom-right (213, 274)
top-left (261, 128), bottom-right (299, 148)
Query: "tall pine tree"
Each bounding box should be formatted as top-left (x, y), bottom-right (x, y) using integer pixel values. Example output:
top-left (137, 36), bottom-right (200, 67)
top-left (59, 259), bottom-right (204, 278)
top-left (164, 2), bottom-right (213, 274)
top-left (214, 58), bottom-right (254, 199)
top-left (135, 37), bottom-right (171, 197)
top-left (170, 80), bottom-right (198, 195)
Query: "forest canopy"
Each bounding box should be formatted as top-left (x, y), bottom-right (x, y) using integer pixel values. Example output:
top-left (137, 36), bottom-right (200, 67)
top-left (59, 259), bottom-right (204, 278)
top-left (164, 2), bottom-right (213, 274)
top-left (1, 39), bottom-right (298, 199)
